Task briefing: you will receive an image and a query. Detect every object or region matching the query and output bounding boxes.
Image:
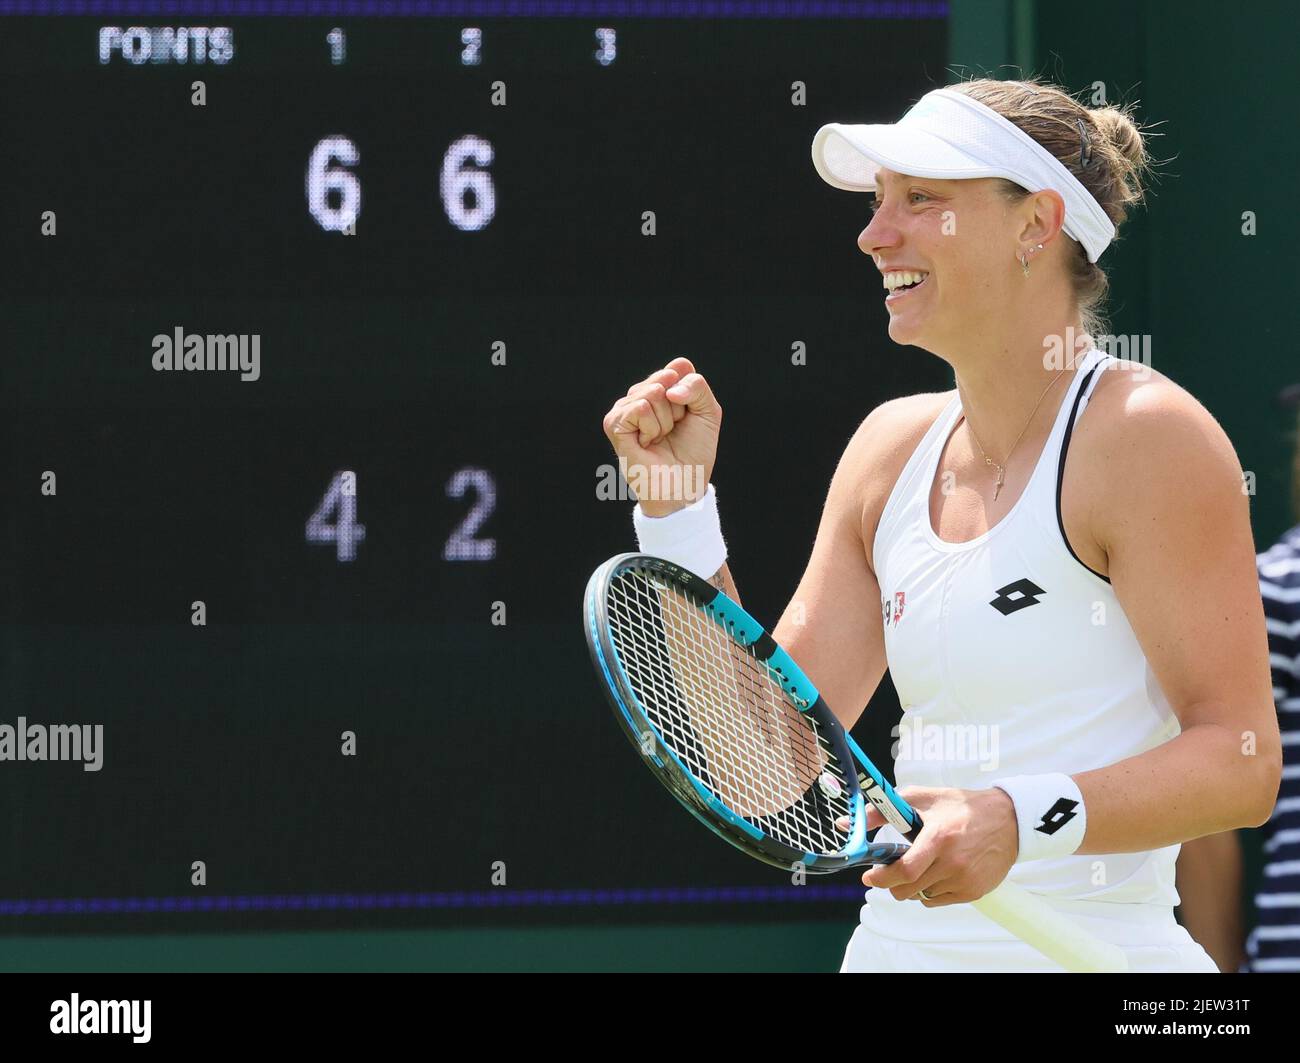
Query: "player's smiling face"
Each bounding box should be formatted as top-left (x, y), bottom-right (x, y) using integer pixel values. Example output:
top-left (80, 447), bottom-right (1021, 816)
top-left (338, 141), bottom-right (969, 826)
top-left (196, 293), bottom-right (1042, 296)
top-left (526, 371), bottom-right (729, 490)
top-left (859, 170), bottom-right (1018, 353)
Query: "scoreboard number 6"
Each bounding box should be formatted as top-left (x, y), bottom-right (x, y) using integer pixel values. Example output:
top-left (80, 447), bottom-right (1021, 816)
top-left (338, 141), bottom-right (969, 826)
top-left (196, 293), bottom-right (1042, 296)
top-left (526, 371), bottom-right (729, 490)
top-left (306, 136), bottom-right (361, 232)
top-left (306, 134), bottom-right (496, 232)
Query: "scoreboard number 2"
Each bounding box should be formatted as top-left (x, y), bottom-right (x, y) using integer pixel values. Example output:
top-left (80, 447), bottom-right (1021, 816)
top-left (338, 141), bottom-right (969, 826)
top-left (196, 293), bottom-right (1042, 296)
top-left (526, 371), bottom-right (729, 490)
top-left (443, 467), bottom-right (497, 561)
top-left (305, 467), bottom-right (497, 563)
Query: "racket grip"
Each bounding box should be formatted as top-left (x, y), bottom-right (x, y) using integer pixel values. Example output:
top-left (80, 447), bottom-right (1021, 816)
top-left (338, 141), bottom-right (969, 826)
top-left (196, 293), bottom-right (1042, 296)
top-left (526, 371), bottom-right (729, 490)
top-left (899, 809), bottom-right (924, 844)
top-left (971, 882), bottom-right (1130, 973)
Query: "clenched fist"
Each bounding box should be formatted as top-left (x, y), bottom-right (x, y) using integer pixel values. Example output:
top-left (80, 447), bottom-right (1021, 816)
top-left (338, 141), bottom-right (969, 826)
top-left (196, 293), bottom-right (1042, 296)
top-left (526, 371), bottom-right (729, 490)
top-left (602, 357), bottom-right (723, 518)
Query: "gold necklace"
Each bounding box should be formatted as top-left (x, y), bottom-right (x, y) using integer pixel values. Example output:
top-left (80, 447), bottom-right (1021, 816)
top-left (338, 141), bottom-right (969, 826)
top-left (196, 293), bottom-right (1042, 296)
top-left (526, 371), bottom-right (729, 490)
top-left (959, 369), bottom-right (1069, 500)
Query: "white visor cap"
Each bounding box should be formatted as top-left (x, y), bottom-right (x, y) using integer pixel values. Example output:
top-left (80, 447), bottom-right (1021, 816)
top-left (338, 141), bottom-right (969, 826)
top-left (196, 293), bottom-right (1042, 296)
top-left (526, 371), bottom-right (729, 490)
top-left (811, 88), bottom-right (1115, 263)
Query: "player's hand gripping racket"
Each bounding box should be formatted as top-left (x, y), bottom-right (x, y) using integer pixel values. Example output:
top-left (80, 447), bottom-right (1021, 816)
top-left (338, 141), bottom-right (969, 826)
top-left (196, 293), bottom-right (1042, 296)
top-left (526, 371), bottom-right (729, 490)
top-left (583, 554), bottom-right (1129, 973)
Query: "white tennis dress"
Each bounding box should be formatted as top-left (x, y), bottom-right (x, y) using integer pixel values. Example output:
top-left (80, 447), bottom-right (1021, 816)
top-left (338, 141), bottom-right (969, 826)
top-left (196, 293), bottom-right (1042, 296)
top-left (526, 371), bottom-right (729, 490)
top-left (840, 347), bottom-right (1217, 973)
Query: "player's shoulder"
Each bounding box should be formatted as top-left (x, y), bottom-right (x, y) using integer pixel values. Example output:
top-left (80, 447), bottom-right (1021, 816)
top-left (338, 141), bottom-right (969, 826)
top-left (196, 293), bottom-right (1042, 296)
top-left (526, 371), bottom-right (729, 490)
top-left (848, 388), bottom-right (956, 472)
top-left (1075, 360), bottom-right (1246, 551)
top-left (833, 388), bottom-right (955, 549)
top-left (1081, 358), bottom-right (1212, 427)
top-left (1077, 360), bottom-right (1242, 478)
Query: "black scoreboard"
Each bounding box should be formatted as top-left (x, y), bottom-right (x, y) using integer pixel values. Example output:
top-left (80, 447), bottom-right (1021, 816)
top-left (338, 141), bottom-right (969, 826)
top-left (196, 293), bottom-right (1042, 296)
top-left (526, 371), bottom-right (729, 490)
top-left (0, 5), bottom-right (948, 933)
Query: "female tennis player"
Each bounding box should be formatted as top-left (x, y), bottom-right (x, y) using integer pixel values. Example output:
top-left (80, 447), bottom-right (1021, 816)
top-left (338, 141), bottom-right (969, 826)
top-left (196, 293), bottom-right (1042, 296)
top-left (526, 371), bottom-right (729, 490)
top-left (600, 77), bottom-right (1281, 972)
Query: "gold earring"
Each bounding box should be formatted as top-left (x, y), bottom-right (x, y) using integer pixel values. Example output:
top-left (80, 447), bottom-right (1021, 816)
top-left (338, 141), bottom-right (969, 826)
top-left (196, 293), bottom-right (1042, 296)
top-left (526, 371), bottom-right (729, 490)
top-left (1020, 244), bottom-right (1044, 278)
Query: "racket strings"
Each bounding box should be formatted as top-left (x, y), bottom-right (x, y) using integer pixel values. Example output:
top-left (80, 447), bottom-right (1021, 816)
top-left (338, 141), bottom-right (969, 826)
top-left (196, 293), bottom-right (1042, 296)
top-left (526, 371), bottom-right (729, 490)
top-left (607, 568), bottom-right (855, 856)
top-left (611, 574), bottom-right (813, 798)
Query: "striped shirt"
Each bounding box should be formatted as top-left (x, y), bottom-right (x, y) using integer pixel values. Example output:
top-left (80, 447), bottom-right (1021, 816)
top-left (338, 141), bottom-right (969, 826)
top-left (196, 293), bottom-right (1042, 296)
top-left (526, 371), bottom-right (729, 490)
top-left (1249, 523), bottom-right (1300, 971)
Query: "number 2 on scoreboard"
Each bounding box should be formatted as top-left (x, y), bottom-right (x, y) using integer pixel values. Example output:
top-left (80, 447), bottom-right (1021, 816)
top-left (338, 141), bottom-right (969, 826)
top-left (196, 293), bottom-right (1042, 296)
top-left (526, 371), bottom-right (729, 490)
top-left (304, 468), bottom-right (497, 563)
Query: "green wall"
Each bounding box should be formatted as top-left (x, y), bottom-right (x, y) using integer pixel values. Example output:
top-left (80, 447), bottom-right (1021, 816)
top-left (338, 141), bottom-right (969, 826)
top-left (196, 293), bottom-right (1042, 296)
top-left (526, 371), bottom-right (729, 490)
top-left (0, 923), bottom-right (853, 973)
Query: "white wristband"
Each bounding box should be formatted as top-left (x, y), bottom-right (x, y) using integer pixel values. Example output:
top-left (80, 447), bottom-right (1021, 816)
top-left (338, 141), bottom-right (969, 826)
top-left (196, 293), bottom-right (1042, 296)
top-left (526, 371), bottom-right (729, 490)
top-left (632, 482), bottom-right (727, 578)
top-left (992, 773), bottom-right (1086, 864)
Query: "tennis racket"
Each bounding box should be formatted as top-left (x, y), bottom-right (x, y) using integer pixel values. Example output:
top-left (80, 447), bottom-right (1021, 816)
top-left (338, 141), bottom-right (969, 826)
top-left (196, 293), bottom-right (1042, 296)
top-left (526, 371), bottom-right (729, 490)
top-left (583, 552), bottom-right (1129, 973)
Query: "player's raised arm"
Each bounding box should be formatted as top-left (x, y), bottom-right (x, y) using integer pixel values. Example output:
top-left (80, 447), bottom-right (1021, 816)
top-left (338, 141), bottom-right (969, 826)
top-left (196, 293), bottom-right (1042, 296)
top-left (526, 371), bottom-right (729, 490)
top-left (602, 363), bottom-right (933, 737)
top-left (601, 356), bottom-right (734, 590)
top-left (771, 393), bottom-right (951, 733)
top-left (770, 409), bottom-right (894, 734)
top-left (601, 358), bottom-right (825, 808)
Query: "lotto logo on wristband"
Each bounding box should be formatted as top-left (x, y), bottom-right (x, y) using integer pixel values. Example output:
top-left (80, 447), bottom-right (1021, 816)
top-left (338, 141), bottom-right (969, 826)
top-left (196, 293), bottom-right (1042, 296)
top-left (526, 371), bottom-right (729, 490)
top-left (1035, 797), bottom-right (1080, 835)
top-left (996, 775), bottom-right (1086, 863)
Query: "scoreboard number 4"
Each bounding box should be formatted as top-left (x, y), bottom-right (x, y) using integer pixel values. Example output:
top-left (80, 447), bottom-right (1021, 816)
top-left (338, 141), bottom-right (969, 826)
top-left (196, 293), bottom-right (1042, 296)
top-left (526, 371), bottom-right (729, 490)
top-left (305, 468), bottom-right (497, 563)
top-left (305, 470), bottom-right (366, 562)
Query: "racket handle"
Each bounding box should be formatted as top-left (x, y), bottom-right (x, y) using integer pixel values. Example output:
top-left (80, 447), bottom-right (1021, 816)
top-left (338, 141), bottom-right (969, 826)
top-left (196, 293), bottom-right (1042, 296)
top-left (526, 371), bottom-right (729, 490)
top-left (971, 881), bottom-right (1131, 973)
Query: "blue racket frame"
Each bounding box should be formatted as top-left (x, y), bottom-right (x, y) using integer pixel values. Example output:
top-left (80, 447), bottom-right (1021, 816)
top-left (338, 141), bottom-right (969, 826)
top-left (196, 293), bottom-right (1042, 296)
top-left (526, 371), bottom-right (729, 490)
top-left (584, 553), bottom-right (914, 873)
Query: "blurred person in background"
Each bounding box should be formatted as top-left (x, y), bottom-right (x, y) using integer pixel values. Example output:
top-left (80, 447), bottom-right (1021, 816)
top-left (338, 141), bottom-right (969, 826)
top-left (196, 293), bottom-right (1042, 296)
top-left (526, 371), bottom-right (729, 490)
top-left (1178, 383), bottom-right (1300, 971)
